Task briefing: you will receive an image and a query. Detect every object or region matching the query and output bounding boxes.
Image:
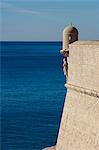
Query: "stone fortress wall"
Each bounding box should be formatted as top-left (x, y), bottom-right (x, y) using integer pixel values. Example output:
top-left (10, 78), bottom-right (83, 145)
top-left (43, 26), bottom-right (99, 150)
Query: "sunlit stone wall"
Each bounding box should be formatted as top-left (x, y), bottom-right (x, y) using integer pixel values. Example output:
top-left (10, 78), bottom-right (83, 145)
top-left (56, 41), bottom-right (99, 150)
top-left (43, 41), bottom-right (99, 150)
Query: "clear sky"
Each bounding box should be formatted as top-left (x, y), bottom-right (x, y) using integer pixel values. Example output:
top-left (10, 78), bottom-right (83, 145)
top-left (0, 0), bottom-right (99, 41)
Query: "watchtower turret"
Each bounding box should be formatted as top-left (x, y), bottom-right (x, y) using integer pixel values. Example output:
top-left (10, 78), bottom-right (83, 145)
top-left (63, 25), bottom-right (78, 50)
top-left (61, 25), bottom-right (78, 77)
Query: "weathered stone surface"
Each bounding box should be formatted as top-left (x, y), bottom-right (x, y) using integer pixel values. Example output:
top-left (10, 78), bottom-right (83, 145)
top-left (68, 41), bottom-right (99, 92)
top-left (56, 41), bottom-right (99, 150)
top-left (43, 26), bottom-right (99, 150)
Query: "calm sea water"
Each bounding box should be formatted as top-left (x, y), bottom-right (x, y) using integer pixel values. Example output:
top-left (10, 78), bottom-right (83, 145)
top-left (1, 42), bottom-right (66, 150)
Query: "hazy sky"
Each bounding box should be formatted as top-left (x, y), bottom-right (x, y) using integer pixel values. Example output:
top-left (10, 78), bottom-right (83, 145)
top-left (0, 0), bottom-right (99, 41)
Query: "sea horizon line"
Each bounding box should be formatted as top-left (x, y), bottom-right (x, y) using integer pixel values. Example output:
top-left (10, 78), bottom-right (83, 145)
top-left (0, 41), bottom-right (62, 42)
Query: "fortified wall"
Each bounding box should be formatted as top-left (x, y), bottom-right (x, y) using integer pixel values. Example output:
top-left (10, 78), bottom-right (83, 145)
top-left (43, 26), bottom-right (99, 150)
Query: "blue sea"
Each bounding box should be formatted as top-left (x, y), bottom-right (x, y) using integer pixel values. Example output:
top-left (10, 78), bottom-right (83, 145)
top-left (1, 42), bottom-right (66, 150)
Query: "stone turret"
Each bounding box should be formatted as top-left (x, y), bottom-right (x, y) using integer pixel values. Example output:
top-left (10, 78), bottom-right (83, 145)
top-left (61, 25), bottom-right (78, 78)
top-left (62, 25), bottom-right (78, 50)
